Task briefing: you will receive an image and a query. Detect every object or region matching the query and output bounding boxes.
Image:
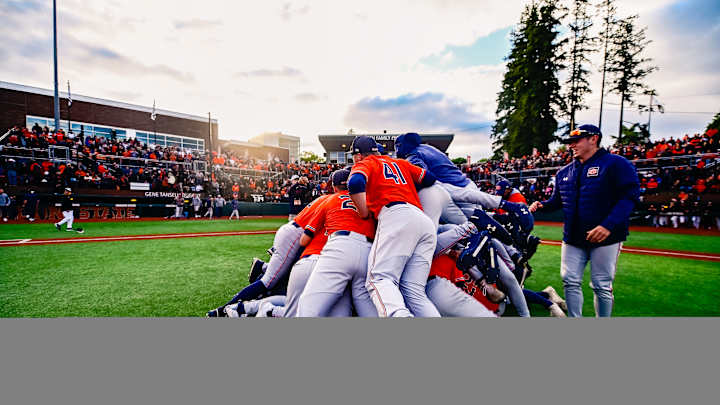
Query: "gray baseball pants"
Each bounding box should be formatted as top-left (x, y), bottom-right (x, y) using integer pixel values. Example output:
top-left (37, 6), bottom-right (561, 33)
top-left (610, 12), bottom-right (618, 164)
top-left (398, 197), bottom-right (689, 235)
top-left (561, 242), bottom-right (622, 317)
top-left (260, 222), bottom-right (304, 290)
top-left (426, 277), bottom-right (497, 317)
top-left (298, 233), bottom-right (377, 317)
top-left (284, 255), bottom-right (352, 317)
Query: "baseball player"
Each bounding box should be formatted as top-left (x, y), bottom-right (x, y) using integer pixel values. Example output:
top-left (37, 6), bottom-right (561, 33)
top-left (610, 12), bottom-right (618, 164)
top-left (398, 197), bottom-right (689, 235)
top-left (297, 169), bottom-right (378, 317)
top-left (426, 251), bottom-right (497, 317)
top-left (207, 192), bottom-right (332, 315)
top-left (394, 132), bottom-right (501, 222)
top-left (54, 187), bottom-right (83, 233)
top-left (348, 135), bottom-right (440, 317)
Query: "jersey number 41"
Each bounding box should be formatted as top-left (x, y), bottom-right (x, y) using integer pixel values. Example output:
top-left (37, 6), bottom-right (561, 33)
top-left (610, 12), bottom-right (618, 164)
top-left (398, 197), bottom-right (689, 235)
top-left (382, 162), bottom-right (407, 184)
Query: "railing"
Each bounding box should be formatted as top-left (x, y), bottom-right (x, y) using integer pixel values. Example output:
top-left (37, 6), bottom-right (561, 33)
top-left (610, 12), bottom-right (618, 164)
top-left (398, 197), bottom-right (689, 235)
top-left (493, 153), bottom-right (719, 182)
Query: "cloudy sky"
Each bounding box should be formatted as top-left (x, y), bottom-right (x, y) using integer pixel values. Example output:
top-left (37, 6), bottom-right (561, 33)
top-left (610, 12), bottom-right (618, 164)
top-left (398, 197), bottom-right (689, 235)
top-left (2, 0), bottom-right (718, 159)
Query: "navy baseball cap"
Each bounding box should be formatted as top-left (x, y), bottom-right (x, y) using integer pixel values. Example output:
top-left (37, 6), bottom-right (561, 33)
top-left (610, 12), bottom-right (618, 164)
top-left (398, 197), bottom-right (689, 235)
top-left (331, 169), bottom-right (351, 187)
top-left (349, 136), bottom-right (379, 154)
top-left (561, 124), bottom-right (602, 144)
top-left (495, 180), bottom-right (510, 195)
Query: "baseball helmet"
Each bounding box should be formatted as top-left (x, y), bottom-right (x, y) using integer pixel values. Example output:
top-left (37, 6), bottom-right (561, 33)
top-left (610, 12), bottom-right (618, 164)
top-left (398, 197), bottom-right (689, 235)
top-left (349, 136), bottom-right (378, 154)
top-left (560, 124), bottom-right (602, 144)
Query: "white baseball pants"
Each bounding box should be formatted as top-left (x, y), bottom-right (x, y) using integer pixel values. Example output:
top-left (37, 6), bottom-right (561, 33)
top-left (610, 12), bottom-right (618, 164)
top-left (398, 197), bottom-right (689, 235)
top-left (366, 203), bottom-right (440, 317)
top-left (56, 210), bottom-right (74, 229)
top-left (426, 277), bottom-right (497, 317)
top-left (298, 232), bottom-right (377, 317)
top-left (260, 222), bottom-right (304, 290)
top-left (284, 255), bottom-right (352, 317)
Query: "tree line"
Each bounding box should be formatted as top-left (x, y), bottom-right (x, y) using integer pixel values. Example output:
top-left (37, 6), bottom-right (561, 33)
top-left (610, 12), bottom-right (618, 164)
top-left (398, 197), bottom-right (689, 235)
top-left (491, 0), bottom-right (659, 157)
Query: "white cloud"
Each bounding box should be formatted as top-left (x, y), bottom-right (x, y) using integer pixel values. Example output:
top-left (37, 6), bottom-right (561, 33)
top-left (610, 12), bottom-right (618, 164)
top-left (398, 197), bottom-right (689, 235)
top-left (1, 0), bottom-right (716, 160)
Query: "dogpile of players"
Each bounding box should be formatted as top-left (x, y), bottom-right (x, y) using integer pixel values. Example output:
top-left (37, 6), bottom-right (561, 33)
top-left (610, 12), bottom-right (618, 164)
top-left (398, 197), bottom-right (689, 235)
top-left (206, 134), bottom-right (567, 318)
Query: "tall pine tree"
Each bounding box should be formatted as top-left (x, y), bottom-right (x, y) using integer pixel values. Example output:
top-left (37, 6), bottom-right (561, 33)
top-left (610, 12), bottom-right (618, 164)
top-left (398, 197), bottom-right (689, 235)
top-left (564, 0), bottom-right (595, 132)
top-left (597, 0), bottom-right (618, 131)
top-left (606, 15), bottom-right (657, 143)
top-left (492, 0), bottom-right (566, 158)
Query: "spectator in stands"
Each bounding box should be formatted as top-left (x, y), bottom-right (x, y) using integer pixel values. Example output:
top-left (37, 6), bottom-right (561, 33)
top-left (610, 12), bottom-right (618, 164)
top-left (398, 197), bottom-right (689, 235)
top-left (0, 187), bottom-right (9, 222)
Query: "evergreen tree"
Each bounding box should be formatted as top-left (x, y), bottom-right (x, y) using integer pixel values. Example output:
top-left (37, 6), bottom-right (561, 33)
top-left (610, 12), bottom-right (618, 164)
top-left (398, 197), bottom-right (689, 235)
top-left (564, 0), bottom-right (595, 132)
top-left (596, 0), bottom-right (618, 131)
top-left (492, 0), bottom-right (566, 157)
top-left (606, 15), bottom-right (657, 143)
top-left (705, 112), bottom-right (720, 133)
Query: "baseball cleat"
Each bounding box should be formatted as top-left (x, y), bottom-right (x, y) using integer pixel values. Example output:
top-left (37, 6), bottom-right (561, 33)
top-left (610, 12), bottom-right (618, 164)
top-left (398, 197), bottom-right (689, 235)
top-left (248, 258), bottom-right (265, 284)
top-left (224, 304), bottom-right (240, 318)
top-left (548, 303), bottom-right (567, 318)
top-left (55, 223), bottom-right (61, 231)
top-left (542, 286), bottom-right (567, 312)
top-left (256, 301), bottom-right (275, 317)
top-left (206, 306), bottom-right (227, 318)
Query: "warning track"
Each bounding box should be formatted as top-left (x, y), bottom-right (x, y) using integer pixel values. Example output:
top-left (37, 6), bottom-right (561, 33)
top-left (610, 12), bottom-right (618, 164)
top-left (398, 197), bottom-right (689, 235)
top-left (1, 232), bottom-right (718, 262)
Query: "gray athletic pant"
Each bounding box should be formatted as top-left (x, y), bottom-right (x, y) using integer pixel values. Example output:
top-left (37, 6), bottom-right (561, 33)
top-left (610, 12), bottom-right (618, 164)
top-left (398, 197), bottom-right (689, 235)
top-left (418, 183), bottom-right (452, 231)
top-left (435, 222), bottom-right (477, 257)
top-left (260, 222), bottom-right (304, 289)
top-left (426, 277), bottom-right (497, 317)
top-left (367, 204), bottom-right (440, 317)
top-left (298, 232), bottom-right (377, 317)
top-left (561, 242), bottom-right (622, 317)
top-left (439, 181), bottom-right (502, 223)
top-left (491, 240), bottom-right (530, 317)
top-left (284, 255), bottom-right (352, 317)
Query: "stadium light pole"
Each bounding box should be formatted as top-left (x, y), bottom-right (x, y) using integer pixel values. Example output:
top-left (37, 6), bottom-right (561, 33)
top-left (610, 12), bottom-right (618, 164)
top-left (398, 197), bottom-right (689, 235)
top-left (52, 0), bottom-right (60, 131)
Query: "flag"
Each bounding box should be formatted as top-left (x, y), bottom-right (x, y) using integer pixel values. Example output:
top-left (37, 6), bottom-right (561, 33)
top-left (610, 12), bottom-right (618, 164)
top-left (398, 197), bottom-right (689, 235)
top-left (151, 99), bottom-right (157, 121)
top-left (67, 81), bottom-right (72, 107)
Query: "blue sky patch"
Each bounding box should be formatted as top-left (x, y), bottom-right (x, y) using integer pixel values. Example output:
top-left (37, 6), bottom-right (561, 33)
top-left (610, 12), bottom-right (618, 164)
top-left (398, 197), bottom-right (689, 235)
top-left (420, 26), bottom-right (513, 69)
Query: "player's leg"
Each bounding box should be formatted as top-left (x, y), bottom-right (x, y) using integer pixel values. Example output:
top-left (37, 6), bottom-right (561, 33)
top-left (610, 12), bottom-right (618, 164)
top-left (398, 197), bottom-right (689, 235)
top-left (560, 242), bottom-right (589, 317)
top-left (65, 210), bottom-right (74, 230)
top-left (493, 247), bottom-right (530, 317)
top-left (56, 210), bottom-right (71, 228)
top-left (283, 255), bottom-right (318, 317)
top-left (327, 287), bottom-right (353, 317)
top-left (366, 205), bottom-right (419, 317)
top-left (399, 209), bottom-right (441, 317)
top-left (440, 181), bottom-right (502, 212)
top-left (589, 242), bottom-right (622, 317)
top-left (418, 183), bottom-right (451, 230)
top-left (426, 277), bottom-right (496, 317)
top-left (260, 223), bottom-right (304, 290)
top-left (435, 222), bottom-right (476, 257)
top-left (348, 239), bottom-right (377, 317)
top-left (298, 237), bottom-right (356, 317)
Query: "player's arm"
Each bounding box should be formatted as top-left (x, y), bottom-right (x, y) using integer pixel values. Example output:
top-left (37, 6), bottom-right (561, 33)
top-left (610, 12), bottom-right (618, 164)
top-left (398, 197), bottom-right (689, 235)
top-left (404, 161), bottom-right (436, 190)
top-left (530, 172), bottom-right (562, 213)
top-left (348, 172), bottom-right (370, 219)
top-left (593, 159), bottom-right (641, 241)
top-left (301, 199), bottom-right (328, 246)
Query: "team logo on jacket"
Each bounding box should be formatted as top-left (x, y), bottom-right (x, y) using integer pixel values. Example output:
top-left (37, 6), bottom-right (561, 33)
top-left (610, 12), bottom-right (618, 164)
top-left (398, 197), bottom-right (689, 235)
top-left (587, 167), bottom-right (599, 177)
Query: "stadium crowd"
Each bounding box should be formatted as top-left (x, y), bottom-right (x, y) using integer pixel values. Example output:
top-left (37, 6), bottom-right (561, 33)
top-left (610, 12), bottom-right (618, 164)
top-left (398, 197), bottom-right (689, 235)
top-left (1, 124), bottom-right (719, 228)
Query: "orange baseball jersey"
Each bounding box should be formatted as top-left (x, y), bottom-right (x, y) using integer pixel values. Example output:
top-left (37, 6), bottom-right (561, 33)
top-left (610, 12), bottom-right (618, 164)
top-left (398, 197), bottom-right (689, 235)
top-left (303, 190), bottom-right (376, 239)
top-left (350, 155), bottom-right (426, 217)
top-left (293, 194), bottom-right (331, 228)
top-left (301, 226), bottom-right (328, 258)
top-left (429, 254), bottom-right (500, 313)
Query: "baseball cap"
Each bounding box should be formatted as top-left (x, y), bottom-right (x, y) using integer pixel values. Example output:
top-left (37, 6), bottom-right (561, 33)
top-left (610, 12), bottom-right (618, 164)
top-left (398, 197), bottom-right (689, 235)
top-left (64, 187), bottom-right (72, 192)
top-left (291, 175), bottom-right (300, 181)
top-left (561, 124), bottom-right (602, 144)
top-left (331, 169), bottom-right (351, 187)
top-left (349, 136), bottom-right (378, 154)
top-left (495, 180), bottom-right (510, 196)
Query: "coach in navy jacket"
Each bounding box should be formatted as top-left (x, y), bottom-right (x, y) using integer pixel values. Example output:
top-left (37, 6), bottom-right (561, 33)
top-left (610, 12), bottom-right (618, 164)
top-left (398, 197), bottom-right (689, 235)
top-left (530, 125), bottom-right (639, 317)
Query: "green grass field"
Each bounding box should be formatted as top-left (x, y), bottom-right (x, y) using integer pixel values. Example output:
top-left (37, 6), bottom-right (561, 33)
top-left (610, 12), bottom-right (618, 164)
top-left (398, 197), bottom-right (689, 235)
top-left (1, 220), bottom-right (719, 317)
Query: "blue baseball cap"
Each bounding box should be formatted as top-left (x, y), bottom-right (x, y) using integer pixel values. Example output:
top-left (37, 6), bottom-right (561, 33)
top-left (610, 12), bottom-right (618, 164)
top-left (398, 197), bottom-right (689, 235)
top-left (494, 180), bottom-right (510, 196)
top-left (561, 124), bottom-right (602, 144)
top-left (331, 169), bottom-right (350, 187)
top-left (349, 136), bottom-right (379, 154)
